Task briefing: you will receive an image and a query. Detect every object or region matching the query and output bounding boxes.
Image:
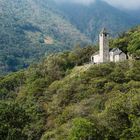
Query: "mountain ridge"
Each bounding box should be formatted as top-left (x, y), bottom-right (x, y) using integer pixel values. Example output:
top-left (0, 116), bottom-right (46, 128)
top-left (57, 0), bottom-right (140, 41)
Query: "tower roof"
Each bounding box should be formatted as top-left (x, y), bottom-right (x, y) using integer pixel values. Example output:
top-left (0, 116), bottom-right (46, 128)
top-left (100, 28), bottom-right (109, 34)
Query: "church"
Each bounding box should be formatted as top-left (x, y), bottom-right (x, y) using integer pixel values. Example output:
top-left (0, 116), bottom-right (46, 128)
top-left (91, 28), bottom-right (127, 64)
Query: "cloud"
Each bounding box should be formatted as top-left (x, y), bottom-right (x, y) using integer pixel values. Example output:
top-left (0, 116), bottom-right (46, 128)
top-left (55, 0), bottom-right (95, 5)
top-left (55, 0), bottom-right (140, 10)
top-left (104, 0), bottom-right (140, 10)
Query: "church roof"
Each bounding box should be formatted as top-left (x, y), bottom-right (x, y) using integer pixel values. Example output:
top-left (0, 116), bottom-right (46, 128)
top-left (118, 51), bottom-right (126, 55)
top-left (110, 48), bottom-right (126, 55)
top-left (110, 48), bottom-right (118, 52)
top-left (119, 52), bottom-right (123, 55)
top-left (91, 51), bottom-right (99, 56)
top-left (110, 48), bottom-right (122, 53)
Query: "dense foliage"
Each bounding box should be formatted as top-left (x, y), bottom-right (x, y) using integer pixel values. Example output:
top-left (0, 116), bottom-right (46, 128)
top-left (0, 0), bottom-right (90, 74)
top-left (0, 43), bottom-right (140, 140)
top-left (110, 26), bottom-right (140, 59)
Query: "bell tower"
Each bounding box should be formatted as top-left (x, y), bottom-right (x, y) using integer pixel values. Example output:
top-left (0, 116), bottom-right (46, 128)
top-left (99, 28), bottom-right (109, 63)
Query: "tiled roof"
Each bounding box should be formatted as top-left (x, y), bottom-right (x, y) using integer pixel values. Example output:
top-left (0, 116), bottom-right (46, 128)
top-left (91, 51), bottom-right (99, 56)
top-left (110, 48), bottom-right (118, 52)
top-left (110, 48), bottom-right (126, 56)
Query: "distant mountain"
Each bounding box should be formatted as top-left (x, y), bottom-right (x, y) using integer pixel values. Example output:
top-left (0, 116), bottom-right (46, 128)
top-left (0, 0), bottom-right (90, 74)
top-left (57, 0), bottom-right (140, 41)
top-left (124, 9), bottom-right (140, 20)
top-left (0, 0), bottom-right (140, 75)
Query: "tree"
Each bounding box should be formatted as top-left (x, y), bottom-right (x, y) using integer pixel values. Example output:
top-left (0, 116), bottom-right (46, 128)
top-left (0, 101), bottom-right (29, 140)
top-left (68, 118), bottom-right (97, 140)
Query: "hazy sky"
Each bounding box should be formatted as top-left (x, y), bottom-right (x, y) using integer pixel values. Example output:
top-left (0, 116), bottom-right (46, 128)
top-left (105, 0), bottom-right (140, 9)
top-left (55, 0), bottom-right (140, 10)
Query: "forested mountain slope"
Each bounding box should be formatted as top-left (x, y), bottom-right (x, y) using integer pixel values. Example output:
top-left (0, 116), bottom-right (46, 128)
top-left (0, 0), bottom-right (90, 74)
top-left (0, 26), bottom-right (140, 139)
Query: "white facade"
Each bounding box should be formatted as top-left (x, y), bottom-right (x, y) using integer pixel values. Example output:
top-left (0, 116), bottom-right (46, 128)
top-left (109, 48), bottom-right (123, 62)
top-left (91, 28), bottom-right (127, 64)
top-left (114, 52), bottom-right (126, 62)
top-left (91, 53), bottom-right (100, 64)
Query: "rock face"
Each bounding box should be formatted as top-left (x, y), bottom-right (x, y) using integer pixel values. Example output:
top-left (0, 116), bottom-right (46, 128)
top-left (44, 36), bottom-right (54, 45)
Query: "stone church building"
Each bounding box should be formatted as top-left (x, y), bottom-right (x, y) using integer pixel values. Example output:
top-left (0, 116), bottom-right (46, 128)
top-left (91, 28), bottom-right (127, 64)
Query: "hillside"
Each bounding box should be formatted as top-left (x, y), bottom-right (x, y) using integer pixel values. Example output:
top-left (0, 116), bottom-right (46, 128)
top-left (0, 0), bottom-right (91, 74)
top-left (0, 35), bottom-right (140, 140)
top-left (57, 0), bottom-right (140, 41)
top-left (110, 26), bottom-right (140, 59)
top-left (1, 0), bottom-right (140, 75)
